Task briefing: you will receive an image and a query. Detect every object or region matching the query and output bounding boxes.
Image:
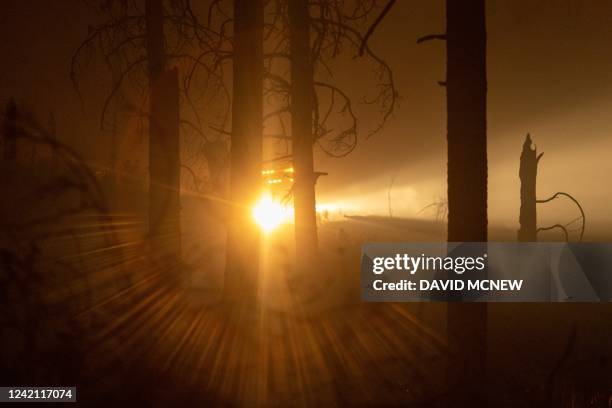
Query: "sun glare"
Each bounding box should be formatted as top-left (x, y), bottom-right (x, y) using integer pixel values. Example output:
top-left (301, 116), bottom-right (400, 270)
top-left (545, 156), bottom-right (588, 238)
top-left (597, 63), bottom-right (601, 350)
top-left (252, 194), bottom-right (292, 232)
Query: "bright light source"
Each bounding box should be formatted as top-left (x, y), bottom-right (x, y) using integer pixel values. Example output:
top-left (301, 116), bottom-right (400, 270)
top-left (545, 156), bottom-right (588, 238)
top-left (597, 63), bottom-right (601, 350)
top-left (252, 194), bottom-right (292, 232)
top-left (316, 203), bottom-right (337, 213)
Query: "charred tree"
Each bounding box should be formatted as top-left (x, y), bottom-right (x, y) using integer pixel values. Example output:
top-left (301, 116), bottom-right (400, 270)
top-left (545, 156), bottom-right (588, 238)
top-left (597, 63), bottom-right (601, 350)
top-left (445, 1), bottom-right (487, 406)
top-left (146, 0), bottom-right (181, 268)
top-left (224, 0), bottom-right (264, 304)
top-left (289, 0), bottom-right (318, 263)
top-left (3, 98), bottom-right (17, 162)
top-left (260, 2), bottom-right (397, 272)
top-left (518, 135), bottom-right (585, 242)
top-left (446, 2), bottom-right (487, 242)
top-left (518, 134), bottom-right (542, 242)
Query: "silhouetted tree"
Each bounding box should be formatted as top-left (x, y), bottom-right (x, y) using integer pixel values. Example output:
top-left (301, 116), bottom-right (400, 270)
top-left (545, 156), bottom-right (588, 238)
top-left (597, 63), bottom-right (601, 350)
top-left (223, 0), bottom-right (264, 304)
top-left (289, 0), bottom-right (318, 262)
top-left (416, 0), bottom-right (488, 405)
top-left (145, 0), bottom-right (181, 267)
top-left (518, 133), bottom-right (542, 241)
top-left (444, 1), bottom-right (487, 406)
top-left (72, 1), bottom-right (232, 276)
top-left (265, 0), bottom-right (397, 267)
top-left (517, 133), bottom-right (586, 242)
top-left (352, 5), bottom-right (489, 398)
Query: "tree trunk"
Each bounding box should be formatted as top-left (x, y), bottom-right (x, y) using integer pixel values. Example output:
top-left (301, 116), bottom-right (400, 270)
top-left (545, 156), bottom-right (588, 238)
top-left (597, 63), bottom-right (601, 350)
top-left (445, 0), bottom-right (487, 406)
top-left (289, 0), bottom-right (318, 264)
top-left (3, 98), bottom-right (17, 162)
top-left (518, 133), bottom-right (540, 242)
top-left (146, 0), bottom-right (181, 268)
top-left (224, 0), bottom-right (263, 304)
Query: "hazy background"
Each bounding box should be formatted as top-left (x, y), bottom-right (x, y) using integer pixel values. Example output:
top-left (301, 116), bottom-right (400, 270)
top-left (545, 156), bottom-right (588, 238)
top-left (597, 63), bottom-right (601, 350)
top-left (2, 0), bottom-right (612, 237)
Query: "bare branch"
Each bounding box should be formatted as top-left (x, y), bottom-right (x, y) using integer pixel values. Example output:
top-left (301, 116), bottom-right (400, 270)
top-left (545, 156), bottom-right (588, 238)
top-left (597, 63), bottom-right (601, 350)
top-left (358, 0), bottom-right (396, 56)
top-left (416, 34), bottom-right (447, 44)
top-left (537, 224), bottom-right (569, 242)
top-left (537, 192), bottom-right (586, 241)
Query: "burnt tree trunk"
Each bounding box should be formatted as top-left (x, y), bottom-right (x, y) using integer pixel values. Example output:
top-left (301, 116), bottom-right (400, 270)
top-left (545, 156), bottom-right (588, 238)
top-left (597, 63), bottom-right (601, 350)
top-left (518, 133), bottom-right (541, 242)
top-left (146, 0), bottom-right (181, 267)
top-left (224, 0), bottom-right (263, 304)
top-left (3, 98), bottom-right (17, 162)
top-left (289, 0), bottom-right (318, 263)
top-left (445, 0), bottom-right (487, 406)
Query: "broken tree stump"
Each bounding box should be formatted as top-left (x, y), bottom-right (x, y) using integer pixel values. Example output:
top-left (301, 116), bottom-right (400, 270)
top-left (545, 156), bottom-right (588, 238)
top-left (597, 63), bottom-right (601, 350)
top-left (518, 133), bottom-right (543, 241)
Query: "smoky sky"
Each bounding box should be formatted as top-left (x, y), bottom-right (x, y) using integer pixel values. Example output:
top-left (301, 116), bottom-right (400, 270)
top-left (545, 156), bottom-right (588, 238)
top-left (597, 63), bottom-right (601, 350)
top-left (2, 0), bottom-right (612, 235)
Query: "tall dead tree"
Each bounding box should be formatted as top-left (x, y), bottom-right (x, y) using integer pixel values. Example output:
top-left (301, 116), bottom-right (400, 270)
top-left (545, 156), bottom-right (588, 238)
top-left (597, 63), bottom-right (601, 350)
top-left (519, 135), bottom-right (585, 242)
top-left (146, 0), bottom-right (181, 268)
top-left (262, 0), bottom-right (397, 268)
top-left (3, 99), bottom-right (17, 162)
top-left (289, 0), bottom-right (318, 262)
top-left (223, 0), bottom-right (264, 304)
top-left (518, 133), bottom-right (542, 242)
top-left (72, 0), bottom-right (199, 272)
top-left (351, 1), bottom-right (488, 400)
top-left (445, 0), bottom-right (487, 406)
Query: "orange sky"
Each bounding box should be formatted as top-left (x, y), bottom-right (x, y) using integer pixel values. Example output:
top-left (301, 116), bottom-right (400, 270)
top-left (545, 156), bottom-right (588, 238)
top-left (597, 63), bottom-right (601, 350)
top-left (2, 0), bottom-right (612, 237)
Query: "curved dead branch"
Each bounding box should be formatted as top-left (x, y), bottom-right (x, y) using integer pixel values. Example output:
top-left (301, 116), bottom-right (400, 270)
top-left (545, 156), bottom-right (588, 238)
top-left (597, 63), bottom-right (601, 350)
top-left (358, 0), bottom-right (397, 56)
top-left (537, 192), bottom-right (585, 242)
top-left (416, 34), bottom-right (447, 44)
top-left (536, 224), bottom-right (570, 242)
top-left (311, 17), bottom-right (397, 138)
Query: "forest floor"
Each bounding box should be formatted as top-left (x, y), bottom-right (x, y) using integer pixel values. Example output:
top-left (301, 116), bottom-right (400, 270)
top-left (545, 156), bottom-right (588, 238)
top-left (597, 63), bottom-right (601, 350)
top-left (74, 205), bottom-right (612, 406)
top-left (2, 178), bottom-right (611, 406)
